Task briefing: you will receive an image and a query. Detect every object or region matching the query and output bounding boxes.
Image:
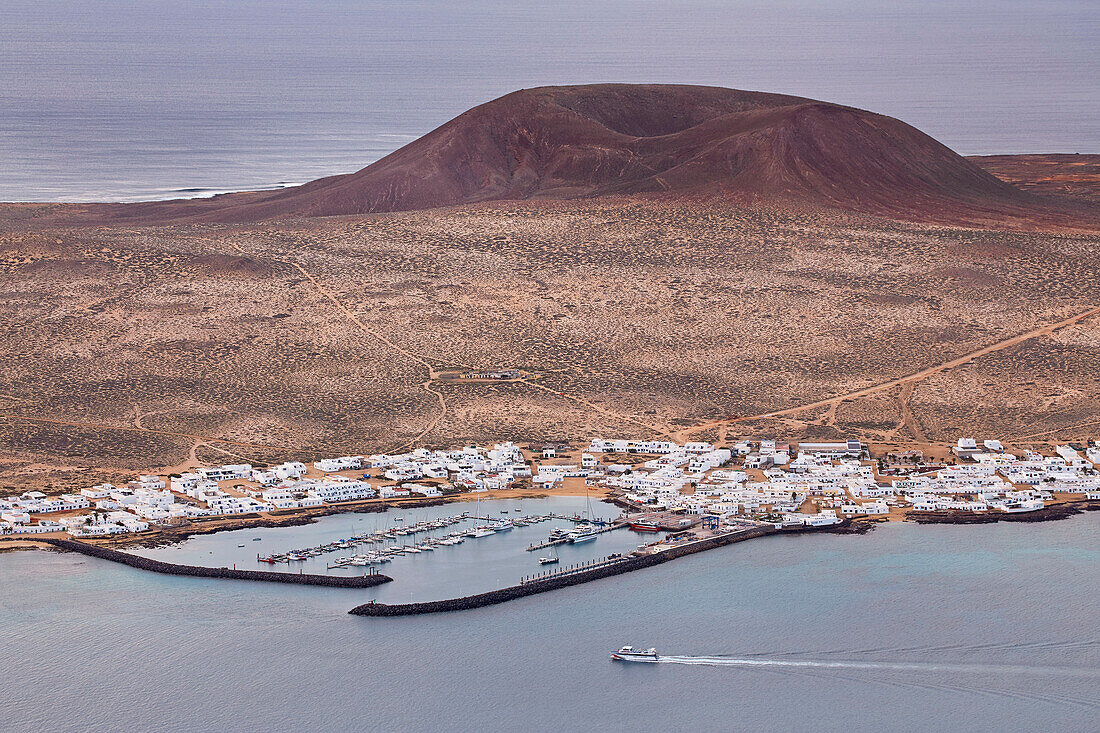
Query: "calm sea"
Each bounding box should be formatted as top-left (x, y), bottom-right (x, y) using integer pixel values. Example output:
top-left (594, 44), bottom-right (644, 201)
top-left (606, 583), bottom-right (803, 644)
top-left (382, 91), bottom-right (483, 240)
top-left (0, 0), bottom-right (1097, 202)
top-left (0, 497), bottom-right (1096, 732)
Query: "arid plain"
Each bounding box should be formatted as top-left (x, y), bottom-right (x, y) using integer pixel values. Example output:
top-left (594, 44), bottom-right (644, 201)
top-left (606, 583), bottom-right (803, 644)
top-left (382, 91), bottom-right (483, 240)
top-left (2, 154), bottom-right (1098, 493)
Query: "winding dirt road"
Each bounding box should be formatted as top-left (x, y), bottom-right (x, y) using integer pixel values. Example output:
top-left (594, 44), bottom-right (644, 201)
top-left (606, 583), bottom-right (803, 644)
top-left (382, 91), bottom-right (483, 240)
top-left (249, 246), bottom-right (672, 445)
top-left (674, 305), bottom-right (1100, 441)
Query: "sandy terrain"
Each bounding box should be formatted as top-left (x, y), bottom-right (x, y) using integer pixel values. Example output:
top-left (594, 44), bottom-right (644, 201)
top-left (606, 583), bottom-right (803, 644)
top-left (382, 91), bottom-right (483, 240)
top-left (1, 183), bottom-right (1098, 491)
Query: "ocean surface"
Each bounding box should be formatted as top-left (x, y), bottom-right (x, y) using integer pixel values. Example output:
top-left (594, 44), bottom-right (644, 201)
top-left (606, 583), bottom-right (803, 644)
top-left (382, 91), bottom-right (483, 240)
top-left (1, 497), bottom-right (1096, 733)
top-left (1, 0), bottom-right (1097, 202)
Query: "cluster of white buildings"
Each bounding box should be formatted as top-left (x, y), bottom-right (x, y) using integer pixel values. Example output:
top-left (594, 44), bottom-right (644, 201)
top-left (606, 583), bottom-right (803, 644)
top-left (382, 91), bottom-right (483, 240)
top-left (585, 437), bottom-right (1099, 527)
top-left (0, 442), bottom-right (535, 537)
top-left (895, 440), bottom-right (1100, 512)
top-left (2, 435), bottom-right (1097, 538)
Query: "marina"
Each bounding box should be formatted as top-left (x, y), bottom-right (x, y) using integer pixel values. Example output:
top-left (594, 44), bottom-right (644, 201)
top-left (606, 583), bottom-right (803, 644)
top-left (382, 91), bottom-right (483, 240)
top-left (129, 497), bottom-right (652, 602)
top-left (320, 513), bottom-right (555, 569)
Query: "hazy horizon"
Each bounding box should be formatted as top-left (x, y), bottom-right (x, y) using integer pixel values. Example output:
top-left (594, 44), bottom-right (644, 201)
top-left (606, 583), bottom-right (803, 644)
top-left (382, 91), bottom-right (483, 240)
top-left (2, 0), bottom-right (1097, 202)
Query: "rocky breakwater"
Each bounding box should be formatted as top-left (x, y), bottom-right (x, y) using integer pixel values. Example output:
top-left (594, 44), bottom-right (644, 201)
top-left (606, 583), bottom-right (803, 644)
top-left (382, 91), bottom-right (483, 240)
top-left (40, 539), bottom-right (392, 588)
top-left (349, 524), bottom-right (777, 616)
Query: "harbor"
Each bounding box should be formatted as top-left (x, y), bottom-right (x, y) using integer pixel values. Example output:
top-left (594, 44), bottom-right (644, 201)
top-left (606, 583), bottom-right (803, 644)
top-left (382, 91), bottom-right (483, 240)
top-left (68, 495), bottom-right (845, 608)
top-left (127, 496), bottom-right (655, 601)
top-left (350, 523), bottom-right (780, 616)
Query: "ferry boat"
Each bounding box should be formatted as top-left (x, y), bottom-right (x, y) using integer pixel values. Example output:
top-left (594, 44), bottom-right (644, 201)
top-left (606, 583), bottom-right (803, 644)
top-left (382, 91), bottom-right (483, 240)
top-left (628, 521), bottom-right (661, 533)
top-left (611, 646), bottom-right (659, 662)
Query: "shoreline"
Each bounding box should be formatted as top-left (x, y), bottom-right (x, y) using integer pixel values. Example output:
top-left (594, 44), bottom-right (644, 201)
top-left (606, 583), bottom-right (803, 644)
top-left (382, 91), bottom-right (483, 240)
top-left (0, 486), bottom-right (613, 553)
top-left (3, 492), bottom-right (1096, 555)
top-left (4, 501), bottom-right (1094, 615)
top-left (904, 499), bottom-right (1099, 524)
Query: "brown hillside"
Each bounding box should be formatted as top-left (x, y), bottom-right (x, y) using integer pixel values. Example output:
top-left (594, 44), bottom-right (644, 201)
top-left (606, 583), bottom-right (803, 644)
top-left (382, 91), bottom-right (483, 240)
top-left (95, 84), bottom-right (1093, 227)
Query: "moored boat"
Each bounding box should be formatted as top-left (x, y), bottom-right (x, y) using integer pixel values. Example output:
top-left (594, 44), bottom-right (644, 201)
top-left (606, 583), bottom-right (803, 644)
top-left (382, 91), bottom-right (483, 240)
top-left (568, 526), bottom-right (599, 544)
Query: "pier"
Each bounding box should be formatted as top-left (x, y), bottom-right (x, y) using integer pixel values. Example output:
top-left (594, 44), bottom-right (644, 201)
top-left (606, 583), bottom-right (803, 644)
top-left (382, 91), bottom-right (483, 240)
top-left (546, 513), bottom-right (612, 526)
top-left (257, 512), bottom-right (552, 566)
top-left (520, 554), bottom-right (629, 583)
top-left (525, 521), bottom-right (625, 551)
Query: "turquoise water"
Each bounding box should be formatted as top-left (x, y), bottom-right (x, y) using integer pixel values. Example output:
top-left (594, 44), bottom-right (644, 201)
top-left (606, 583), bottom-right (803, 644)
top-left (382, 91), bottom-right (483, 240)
top-left (0, 500), bottom-right (1096, 732)
top-left (1, 0), bottom-right (1096, 202)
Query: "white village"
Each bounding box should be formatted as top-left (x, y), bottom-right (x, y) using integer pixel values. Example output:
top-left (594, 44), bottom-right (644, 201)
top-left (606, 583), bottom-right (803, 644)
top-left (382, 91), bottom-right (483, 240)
top-left (3, 437), bottom-right (1098, 539)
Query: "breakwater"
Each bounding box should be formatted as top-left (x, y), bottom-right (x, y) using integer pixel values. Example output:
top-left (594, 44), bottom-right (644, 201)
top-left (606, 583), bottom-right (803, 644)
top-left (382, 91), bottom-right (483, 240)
top-left (349, 525), bottom-right (777, 616)
top-left (40, 539), bottom-right (392, 588)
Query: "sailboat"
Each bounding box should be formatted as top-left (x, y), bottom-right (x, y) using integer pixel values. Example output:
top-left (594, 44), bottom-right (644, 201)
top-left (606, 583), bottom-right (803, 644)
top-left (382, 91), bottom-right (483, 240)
top-left (470, 494), bottom-right (495, 537)
top-left (567, 486), bottom-right (600, 543)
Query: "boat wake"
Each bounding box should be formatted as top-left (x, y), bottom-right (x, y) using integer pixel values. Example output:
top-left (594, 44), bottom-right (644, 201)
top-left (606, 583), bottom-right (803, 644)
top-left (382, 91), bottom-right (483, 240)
top-left (653, 655), bottom-right (1098, 679)
top-left (629, 649), bottom-right (1100, 709)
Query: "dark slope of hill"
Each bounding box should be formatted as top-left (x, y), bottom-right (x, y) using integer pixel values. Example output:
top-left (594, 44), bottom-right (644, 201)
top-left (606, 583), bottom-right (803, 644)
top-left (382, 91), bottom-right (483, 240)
top-left (92, 84), bottom-right (1094, 227)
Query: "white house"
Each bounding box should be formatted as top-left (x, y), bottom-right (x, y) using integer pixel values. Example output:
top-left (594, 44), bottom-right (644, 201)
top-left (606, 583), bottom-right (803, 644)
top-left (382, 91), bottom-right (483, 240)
top-left (314, 456), bottom-right (362, 472)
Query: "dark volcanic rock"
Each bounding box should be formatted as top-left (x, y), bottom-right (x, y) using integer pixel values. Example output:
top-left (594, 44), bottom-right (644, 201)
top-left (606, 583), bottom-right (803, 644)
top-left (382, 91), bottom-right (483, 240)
top-left (99, 84), bottom-right (1093, 227)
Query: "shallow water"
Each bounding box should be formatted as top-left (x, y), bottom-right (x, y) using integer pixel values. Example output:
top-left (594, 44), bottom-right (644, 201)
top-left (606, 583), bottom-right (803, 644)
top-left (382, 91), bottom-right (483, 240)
top-left (1, 502), bottom-right (1095, 732)
top-left (1, 0), bottom-right (1096, 202)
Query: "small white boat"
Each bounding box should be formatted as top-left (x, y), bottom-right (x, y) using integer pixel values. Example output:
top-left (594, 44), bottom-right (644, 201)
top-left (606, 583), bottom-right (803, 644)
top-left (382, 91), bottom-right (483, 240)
top-left (539, 556), bottom-right (560, 565)
top-left (611, 646), bottom-right (659, 662)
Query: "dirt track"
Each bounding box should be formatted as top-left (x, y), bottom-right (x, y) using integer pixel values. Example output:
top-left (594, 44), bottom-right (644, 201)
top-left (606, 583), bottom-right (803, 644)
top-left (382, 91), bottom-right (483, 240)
top-left (674, 305), bottom-right (1100, 440)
